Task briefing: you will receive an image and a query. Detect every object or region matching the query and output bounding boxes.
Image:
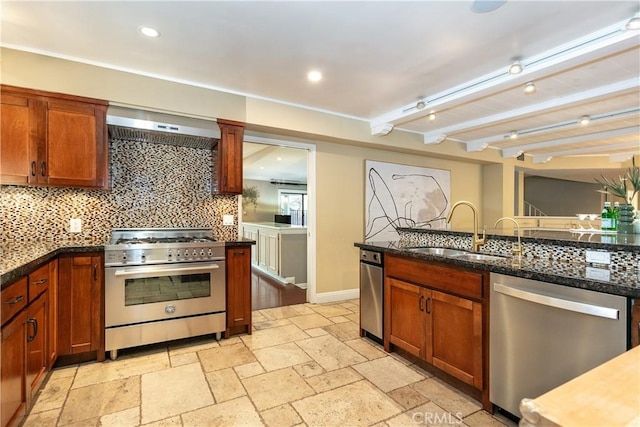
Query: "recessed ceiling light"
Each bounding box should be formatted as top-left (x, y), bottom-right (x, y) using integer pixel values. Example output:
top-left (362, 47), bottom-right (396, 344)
top-left (428, 112), bottom-right (437, 121)
top-left (138, 26), bottom-right (160, 38)
top-left (470, 0), bottom-right (507, 13)
top-left (307, 70), bottom-right (322, 82)
top-left (508, 61), bottom-right (523, 75)
top-left (524, 81), bottom-right (536, 94)
top-left (276, 157), bottom-right (283, 161)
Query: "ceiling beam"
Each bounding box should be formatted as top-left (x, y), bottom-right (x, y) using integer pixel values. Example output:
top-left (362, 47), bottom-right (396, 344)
top-left (531, 140), bottom-right (640, 163)
top-left (421, 78), bottom-right (638, 144)
top-left (370, 19), bottom-right (639, 133)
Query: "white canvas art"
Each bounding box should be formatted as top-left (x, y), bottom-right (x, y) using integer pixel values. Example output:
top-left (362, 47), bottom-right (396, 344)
top-left (364, 160), bottom-right (451, 242)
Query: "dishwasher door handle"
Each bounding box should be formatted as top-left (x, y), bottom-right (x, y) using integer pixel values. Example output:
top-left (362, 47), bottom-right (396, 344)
top-left (493, 283), bottom-right (619, 320)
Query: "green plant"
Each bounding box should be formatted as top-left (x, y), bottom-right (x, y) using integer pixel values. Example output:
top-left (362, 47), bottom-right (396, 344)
top-left (242, 186), bottom-right (260, 211)
top-left (596, 157), bottom-right (640, 205)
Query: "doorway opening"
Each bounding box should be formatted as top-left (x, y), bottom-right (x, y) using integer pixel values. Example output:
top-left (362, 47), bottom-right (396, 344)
top-left (240, 135), bottom-right (315, 310)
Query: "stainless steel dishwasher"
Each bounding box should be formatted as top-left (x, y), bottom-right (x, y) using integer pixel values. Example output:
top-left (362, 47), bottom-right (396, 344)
top-left (490, 272), bottom-right (627, 419)
top-left (360, 249), bottom-right (383, 342)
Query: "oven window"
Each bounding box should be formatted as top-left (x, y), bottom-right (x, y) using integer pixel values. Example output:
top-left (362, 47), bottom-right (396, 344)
top-left (124, 273), bottom-right (211, 306)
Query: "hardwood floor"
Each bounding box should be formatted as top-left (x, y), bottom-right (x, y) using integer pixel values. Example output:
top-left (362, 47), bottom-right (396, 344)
top-left (251, 267), bottom-right (307, 310)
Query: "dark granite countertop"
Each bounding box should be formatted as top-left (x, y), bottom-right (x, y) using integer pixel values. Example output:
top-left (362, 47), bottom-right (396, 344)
top-left (355, 240), bottom-right (640, 298)
top-left (1, 238), bottom-right (256, 289)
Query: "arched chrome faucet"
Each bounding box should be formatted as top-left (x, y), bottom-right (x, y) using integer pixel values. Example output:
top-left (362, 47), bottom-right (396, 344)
top-left (446, 201), bottom-right (485, 252)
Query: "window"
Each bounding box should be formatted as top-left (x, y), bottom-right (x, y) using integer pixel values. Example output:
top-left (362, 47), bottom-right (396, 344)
top-left (279, 190), bottom-right (308, 226)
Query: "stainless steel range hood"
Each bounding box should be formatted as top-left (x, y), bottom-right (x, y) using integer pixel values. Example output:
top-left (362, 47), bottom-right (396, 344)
top-left (106, 106), bottom-right (220, 149)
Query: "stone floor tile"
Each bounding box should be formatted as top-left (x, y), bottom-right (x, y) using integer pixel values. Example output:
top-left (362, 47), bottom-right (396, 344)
top-left (61, 416), bottom-right (101, 427)
top-left (412, 378), bottom-right (481, 417)
top-left (234, 361), bottom-right (266, 379)
top-left (310, 304), bottom-right (353, 318)
top-left (242, 367), bottom-right (315, 411)
top-left (253, 342), bottom-right (312, 371)
top-left (99, 407), bottom-right (140, 427)
top-left (253, 318), bottom-right (292, 330)
top-left (345, 338), bottom-right (387, 360)
top-left (464, 410), bottom-right (511, 426)
top-left (305, 367), bottom-right (363, 393)
top-left (22, 408), bottom-right (60, 427)
top-left (140, 415), bottom-right (182, 426)
top-left (198, 342), bottom-right (256, 372)
top-left (353, 356), bottom-right (424, 392)
top-left (72, 351), bottom-right (170, 389)
top-left (260, 403), bottom-right (303, 427)
top-left (218, 336), bottom-right (243, 346)
top-left (167, 335), bottom-right (219, 356)
top-left (387, 401), bottom-right (465, 427)
top-left (321, 321), bottom-right (361, 341)
top-left (329, 315), bottom-right (351, 323)
top-left (345, 313), bottom-right (360, 323)
top-left (387, 385), bottom-right (430, 410)
top-left (296, 334), bottom-right (366, 371)
top-left (305, 327), bottom-right (329, 337)
top-left (206, 367), bottom-right (246, 403)
top-left (260, 306), bottom-right (302, 320)
top-left (290, 304), bottom-right (316, 315)
top-left (49, 365), bottom-right (78, 380)
top-left (30, 376), bottom-right (73, 414)
top-left (59, 376), bottom-right (140, 425)
top-left (292, 361), bottom-right (325, 378)
top-left (339, 302), bottom-right (359, 312)
top-left (141, 363), bottom-right (213, 424)
top-left (288, 313), bottom-right (334, 330)
top-left (170, 351), bottom-right (199, 367)
top-left (292, 380), bottom-right (402, 426)
top-left (180, 396), bottom-right (263, 426)
top-left (252, 311), bottom-right (268, 323)
top-left (408, 363), bottom-right (434, 378)
top-left (241, 324), bottom-right (309, 350)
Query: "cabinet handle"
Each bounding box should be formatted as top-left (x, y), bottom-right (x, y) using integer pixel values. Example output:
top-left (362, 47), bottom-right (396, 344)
top-left (6, 295), bottom-right (24, 305)
top-left (426, 297), bottom-right (431, 314)
top-left (27, 318), bottom-right (38, 342)
top-left (418, 295), bottom-right (424, 312)
top-left (233, 250), bottom-right (245, 255)
top-left (31, 161), bottom-right (36, 176)
top-left (93, 264), bottom-right (98, 281)
top-left (33, 278), bottom-right (47, 286)
top-left (40, 161), bottom-right (46, 177)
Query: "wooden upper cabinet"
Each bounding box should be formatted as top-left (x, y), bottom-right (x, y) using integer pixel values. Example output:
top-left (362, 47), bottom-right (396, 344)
top-left (213, 119), bottom-right (245, 195)
top-left (0, 85), bottom-right (108, 189)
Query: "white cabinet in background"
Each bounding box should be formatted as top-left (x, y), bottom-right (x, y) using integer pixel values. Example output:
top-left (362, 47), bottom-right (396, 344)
top-left (241, 222), bottom-right (307, 286)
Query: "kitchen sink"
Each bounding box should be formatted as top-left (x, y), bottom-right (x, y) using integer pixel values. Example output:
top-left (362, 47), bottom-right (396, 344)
top-left (406, 247), bottom-right (468, 257)
top-left (450, 253), bottom-right (507, 262)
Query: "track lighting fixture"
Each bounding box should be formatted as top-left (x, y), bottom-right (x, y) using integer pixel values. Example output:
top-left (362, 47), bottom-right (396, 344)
top-left (508, 61), bottom-right (523, 75)
top-left (523, 81), bottom-right (536, 94)
top-left (416, 100), bottom-right (426, 110)
top-left (625, 13), bottom-right (640, 30)
top-left (579, 115), bottom-right (591, 125)
top-left (509, 131), bottom-right (518, 139)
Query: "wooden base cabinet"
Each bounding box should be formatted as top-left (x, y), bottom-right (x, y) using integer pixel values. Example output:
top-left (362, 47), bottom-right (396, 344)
top-left (58, 253), bottom-right (104, 361)
top-left (1, 311), bottom-right (27, 427)
top-left (384, 255), bottom-right (488, 409)
top-left (26, 293), bottom-right (48, 397)
top-left (225, 245), bottom-right (252, 337)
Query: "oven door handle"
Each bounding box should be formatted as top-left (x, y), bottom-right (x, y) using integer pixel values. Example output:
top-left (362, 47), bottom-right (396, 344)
top-left (113, 264), bottom-right (220, 277)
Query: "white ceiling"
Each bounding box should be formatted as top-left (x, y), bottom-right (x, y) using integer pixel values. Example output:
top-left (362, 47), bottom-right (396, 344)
top-left (2, 1), bottom-right (639, 176)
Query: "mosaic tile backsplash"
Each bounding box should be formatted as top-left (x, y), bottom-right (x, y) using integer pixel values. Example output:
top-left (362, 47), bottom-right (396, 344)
top-left (1, 139), bottom-right (239, 242)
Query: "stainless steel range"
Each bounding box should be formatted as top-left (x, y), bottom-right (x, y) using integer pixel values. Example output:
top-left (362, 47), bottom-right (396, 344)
top-left (104, 228), bottom-right (226, 359)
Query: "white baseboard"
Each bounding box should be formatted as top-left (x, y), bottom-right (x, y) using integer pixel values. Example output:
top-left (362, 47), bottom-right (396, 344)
top-left (313, 288), bottom-right (359, 304)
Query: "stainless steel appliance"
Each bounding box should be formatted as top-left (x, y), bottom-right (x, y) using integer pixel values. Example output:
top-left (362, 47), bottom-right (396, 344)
top-left (359, 249), bottom-right (383, 342)
top-left (104, 228), bottom-right (226, 359)
top-left (490, 272), bottom-right (627, 419)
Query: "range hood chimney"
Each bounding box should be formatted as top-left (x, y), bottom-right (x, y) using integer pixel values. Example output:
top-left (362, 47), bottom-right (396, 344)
top-left (106, 106), bottom-right (220, 149)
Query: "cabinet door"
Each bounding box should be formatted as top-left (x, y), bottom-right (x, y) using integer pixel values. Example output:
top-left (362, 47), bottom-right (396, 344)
top-left (266, 232), bottom-right (279, 274)
top-left (46, 99), bottom-right (108, 188)
top-left (258, 233), bottom-right (268, 268)
top-left (26, 292), bottom-right (48, 398)
top-left (385, 277), bottom-right (425, 357)
top-left (226, 246), bottom-right (252, 336)
top-left (429, 290), bottom-right (483, 389)
top-left (48, 260), bottom-right (59, 367)
top-left (0, 93), bottom-right (43, 185)
top-left (1, 311), bottom-right (27, 427)
top-left (214, 119), bottom-right (244, 195)
top-left (58, 255), bottom-right (103, 356)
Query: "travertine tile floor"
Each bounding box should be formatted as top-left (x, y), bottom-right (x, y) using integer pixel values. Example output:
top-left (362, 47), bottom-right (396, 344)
top-left (24, 300), bottom-right (516, 427)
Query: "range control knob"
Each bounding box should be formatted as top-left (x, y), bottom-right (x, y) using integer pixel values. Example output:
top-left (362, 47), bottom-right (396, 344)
top-left (200, 249), bottom-right (205, 257)
top-left (141, 253), bottom-right (146, 263)
top-left (165, 305), bottom-right (176, 315)
top-left (122, 252), bottom-right (128, 262)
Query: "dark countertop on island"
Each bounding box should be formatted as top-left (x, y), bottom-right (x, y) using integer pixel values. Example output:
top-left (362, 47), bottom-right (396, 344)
top-left (1, 238), bottom-right (255, 289)
top-left (355, 240), bottom-right (640, 298)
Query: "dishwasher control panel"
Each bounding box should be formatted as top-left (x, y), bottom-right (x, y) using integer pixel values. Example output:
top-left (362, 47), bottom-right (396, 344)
top-left (360, 249), bottom-right (383, 265)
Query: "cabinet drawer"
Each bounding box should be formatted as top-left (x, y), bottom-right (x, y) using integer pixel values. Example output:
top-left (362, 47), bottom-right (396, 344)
top-left (386, 255), bottom-right (484, 300)
top-left (1, 277), bottom-right (28, 325)
top-left (28, 263), bottom-right (50, 302)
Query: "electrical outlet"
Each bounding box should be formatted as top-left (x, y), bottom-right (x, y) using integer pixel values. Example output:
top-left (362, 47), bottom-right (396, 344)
top-left (585, 250), bottom-right (610, 265)
top-left (69, 218), bottom-right (82, 233)
top-left (222, 215), bottom-right (234, 226)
